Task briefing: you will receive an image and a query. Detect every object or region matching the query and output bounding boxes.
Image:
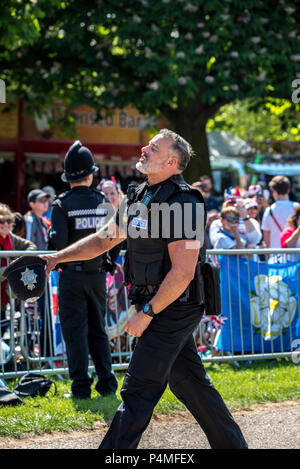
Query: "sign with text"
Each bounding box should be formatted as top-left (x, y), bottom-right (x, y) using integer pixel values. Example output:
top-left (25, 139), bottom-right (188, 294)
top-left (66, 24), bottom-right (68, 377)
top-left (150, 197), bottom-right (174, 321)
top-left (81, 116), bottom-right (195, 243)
top-left (71, 106), bottom-right (150, 145)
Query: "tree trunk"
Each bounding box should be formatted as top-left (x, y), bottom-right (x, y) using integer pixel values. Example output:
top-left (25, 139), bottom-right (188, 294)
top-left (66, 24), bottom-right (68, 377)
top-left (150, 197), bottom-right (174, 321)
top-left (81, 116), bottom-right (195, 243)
top-left (163, 99), bottom-right (229, 184)
top-left (168, 115), bottom-right (210, 184)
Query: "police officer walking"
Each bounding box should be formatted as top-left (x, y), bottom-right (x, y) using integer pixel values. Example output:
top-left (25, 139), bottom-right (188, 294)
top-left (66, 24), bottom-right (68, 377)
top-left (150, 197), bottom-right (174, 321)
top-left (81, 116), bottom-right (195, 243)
top-left (48, 141), bottom-right (118, 399)
top-left (43, 130), bottom-right (248, 448)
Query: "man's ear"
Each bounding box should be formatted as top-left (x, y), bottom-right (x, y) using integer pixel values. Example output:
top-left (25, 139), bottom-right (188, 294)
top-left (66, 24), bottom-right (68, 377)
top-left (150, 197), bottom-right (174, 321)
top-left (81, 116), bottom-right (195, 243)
top-left (168, 157), bottom-right (177, 166)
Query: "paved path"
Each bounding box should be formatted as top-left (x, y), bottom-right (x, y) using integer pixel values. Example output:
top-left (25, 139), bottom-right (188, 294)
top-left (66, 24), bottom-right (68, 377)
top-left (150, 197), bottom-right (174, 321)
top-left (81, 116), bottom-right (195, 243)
top-left (0, 401), bottom-right (299, 449)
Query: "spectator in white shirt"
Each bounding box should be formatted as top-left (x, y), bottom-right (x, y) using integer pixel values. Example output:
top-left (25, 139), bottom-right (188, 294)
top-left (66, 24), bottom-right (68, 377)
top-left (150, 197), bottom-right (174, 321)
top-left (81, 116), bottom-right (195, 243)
top-left (210, 204), bottom-right (262, 250)
top-left (261, 176), bottom-right (299, 249)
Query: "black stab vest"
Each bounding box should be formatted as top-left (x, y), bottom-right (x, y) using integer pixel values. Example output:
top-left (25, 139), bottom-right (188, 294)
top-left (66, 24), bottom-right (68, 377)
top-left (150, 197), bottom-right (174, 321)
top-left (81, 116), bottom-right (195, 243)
top-left (123, 174), bottom-right (206, 290)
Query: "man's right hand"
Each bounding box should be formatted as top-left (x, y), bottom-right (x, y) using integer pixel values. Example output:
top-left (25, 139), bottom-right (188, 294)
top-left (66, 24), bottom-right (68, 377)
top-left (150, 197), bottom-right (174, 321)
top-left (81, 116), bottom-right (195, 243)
top-left (40, 254), bottom-right (58, 276)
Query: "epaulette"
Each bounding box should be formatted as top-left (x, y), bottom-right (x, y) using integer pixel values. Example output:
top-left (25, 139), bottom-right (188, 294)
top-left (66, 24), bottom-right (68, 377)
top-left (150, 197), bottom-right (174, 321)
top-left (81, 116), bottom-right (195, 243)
top-left (170, 174), bottom-right (191, 192)
top-left (57, 190), bottom-right (71, 199)
top-left (170, 174), bottom-right (206, 205)
top-left (52, 190), bottom-right (71, 206)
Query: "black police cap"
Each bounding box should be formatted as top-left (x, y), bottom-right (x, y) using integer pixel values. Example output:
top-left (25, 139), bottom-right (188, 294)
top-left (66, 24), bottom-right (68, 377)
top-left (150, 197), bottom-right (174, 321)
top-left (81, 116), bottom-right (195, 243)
top-left (3, 256), bottom-right (47, 302)
top-left (61, 140), bottom-right (99, 183)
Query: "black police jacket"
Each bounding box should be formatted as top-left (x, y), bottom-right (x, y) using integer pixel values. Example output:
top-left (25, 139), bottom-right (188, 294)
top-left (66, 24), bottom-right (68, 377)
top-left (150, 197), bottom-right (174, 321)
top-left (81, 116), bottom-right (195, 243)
top-left (123, 174), bottom-right (206, 300)
top-left (48, 185), bottom-right (113, 271)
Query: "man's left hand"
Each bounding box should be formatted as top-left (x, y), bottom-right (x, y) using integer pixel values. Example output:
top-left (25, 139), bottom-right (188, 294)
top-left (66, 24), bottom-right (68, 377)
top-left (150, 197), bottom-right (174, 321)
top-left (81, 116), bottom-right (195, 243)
top-left (124, 311), bottom-right (153, 338)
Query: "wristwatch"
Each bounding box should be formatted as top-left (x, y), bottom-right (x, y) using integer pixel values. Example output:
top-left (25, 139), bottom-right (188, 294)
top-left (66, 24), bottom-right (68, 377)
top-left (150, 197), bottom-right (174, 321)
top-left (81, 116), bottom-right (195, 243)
top-left (242, 215), bottom-right (250, 221)
top-left (142, 303), bottom-right (156, 318)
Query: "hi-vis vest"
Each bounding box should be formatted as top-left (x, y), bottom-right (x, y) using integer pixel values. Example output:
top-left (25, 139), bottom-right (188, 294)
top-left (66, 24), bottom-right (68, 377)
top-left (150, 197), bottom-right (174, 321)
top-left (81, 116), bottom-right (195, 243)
top-left (123, 174), bottom-right (206, 289)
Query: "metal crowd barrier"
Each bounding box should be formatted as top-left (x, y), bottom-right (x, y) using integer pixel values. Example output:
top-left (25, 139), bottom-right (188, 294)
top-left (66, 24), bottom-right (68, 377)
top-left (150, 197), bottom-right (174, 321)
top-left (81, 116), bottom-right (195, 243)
top-left (0, 249), bottom-right (299, 380)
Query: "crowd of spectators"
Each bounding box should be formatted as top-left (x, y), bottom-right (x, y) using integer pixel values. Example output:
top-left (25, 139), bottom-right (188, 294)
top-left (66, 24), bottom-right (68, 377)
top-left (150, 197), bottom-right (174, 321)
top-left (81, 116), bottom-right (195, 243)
top-left (194, 175), bottom-right (300, 260)
top-left (192, 174), bottom-right (300, 356)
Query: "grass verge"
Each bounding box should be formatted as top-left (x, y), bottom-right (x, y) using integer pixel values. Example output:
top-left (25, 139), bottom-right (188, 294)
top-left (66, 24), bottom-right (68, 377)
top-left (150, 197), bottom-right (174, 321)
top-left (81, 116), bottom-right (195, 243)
top-left (0, 359), bottom-right (299, 438)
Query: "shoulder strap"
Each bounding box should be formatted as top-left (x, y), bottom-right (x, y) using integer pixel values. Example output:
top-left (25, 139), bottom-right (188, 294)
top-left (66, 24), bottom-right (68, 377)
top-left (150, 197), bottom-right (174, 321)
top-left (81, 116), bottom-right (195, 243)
top-left (126, 181), bottom-right (146, 206)
top-left (57, 190), bottom-right (70, 200)
top-left (269, 208), bottom-right (283, 232)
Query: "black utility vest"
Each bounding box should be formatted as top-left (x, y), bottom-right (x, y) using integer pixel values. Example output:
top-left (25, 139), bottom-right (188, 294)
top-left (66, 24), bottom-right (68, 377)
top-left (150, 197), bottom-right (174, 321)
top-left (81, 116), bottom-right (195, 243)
top-left (124, 174), bottom-right (206, 289)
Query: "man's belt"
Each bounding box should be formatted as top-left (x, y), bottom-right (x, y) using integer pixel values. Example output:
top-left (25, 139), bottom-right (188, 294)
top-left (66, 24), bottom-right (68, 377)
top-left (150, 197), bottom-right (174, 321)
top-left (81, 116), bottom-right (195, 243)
top-left (129, 283), bottom-right (191, 306)
top-left (62, 263), bottom-right (105, 273)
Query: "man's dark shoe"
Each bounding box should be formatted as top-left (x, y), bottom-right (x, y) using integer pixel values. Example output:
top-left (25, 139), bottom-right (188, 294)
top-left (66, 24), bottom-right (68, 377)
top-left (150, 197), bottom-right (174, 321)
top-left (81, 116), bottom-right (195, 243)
top-left (95, 381), bottom-right (117, 397)
top-left (100, 390), bottom-right (116, 397)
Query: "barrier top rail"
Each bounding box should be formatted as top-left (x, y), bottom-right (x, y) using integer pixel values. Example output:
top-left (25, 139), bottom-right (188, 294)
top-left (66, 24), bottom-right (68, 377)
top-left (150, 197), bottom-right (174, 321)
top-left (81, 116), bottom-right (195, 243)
top-left (0, 251), bottom-right (57, 257)
top-left (207, 248), bottom-right (300, 255)
top-left (2, 248), bottom-right (300, 256)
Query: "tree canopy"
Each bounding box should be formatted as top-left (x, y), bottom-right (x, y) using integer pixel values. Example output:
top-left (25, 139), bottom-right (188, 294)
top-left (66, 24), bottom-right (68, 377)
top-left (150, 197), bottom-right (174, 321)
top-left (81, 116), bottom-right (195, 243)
top-left (207, 98), bottom-right (300, 144)
top-left (1, 0), bottom-right (300, 180)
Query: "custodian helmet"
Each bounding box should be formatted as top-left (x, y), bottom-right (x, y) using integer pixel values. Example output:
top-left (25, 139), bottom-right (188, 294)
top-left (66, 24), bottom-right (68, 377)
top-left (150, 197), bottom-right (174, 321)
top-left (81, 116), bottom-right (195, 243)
top-left (3, 256), bottom-right (47, 302)
top-left (61, 140), bottom-right (99, 183)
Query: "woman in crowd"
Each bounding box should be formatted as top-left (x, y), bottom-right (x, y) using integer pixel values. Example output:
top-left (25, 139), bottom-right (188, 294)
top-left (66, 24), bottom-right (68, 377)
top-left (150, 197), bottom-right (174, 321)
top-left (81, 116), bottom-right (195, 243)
top-left (0, 203), bottom-right (36, 334)
top-left (280, 206), bottom-right (300, 261)
top-left (99, 179), bottom-right (129, 345)
top-left (100, 179), bottom-right (124, 211)
top-left (244, 198), bottom-right (261, 225)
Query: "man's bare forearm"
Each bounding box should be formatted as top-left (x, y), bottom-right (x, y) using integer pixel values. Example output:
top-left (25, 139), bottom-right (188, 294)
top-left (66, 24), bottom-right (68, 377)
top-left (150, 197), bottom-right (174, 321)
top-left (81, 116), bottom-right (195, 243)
top-left (52, 233), bottom-right (114, 264)
top-left (51, 220), bottom-right (126, 265)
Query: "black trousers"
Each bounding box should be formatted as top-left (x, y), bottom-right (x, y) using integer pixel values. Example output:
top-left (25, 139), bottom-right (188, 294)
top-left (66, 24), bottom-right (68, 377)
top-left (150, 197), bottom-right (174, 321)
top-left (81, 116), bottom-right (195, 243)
top-left (58, 270), bottom-right (117, 398)
top-left (37, 283), bottom-right (53, 357)
top-left (99, 304), bottom-right (247, 449)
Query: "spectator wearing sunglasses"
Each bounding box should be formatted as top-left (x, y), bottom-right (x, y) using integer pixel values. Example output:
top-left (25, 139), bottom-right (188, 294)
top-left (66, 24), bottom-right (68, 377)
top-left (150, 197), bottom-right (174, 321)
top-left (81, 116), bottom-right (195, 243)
top-left (0, 203), bottom-right (36, 333)
top-left (209, 205), bottom-right (262, 250)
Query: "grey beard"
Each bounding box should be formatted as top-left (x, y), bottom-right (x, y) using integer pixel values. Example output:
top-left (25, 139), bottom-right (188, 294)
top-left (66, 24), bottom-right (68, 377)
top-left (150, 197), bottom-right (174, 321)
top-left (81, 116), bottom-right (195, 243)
top-left (136, 161), bottom-right (150, 174)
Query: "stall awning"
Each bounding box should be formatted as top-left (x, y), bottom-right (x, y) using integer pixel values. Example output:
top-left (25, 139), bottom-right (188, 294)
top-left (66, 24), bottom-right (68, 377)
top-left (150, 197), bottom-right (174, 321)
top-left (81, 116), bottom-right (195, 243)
top-left (247, 162), bottom-right (300, 176)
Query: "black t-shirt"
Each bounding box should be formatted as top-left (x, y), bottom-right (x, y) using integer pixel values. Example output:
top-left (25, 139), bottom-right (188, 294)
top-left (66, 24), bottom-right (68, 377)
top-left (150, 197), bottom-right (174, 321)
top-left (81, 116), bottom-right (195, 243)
top-left (116, 182), bottom-right (204, 245)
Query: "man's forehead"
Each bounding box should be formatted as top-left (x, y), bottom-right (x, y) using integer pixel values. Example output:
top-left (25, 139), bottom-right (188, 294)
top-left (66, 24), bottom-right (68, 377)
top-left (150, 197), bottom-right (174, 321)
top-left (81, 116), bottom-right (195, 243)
top-left (149, 134), bottom-right (170, 148)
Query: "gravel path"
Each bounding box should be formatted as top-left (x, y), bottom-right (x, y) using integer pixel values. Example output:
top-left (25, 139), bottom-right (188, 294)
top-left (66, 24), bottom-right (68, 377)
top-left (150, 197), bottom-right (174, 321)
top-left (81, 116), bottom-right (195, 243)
top-left (0, 401), bottom-right (299, 450)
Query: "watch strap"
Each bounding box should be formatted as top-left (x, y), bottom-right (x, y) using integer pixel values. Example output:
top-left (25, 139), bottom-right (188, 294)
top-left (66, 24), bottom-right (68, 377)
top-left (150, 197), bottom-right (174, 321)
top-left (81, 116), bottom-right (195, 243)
top-left (143, 303), bottom-right (155, 318)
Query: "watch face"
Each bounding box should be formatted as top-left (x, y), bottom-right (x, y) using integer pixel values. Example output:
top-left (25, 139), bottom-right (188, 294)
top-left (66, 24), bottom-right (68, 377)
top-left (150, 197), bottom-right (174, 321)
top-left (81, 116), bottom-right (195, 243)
top-left (144, 304), bottom-right (150, 313)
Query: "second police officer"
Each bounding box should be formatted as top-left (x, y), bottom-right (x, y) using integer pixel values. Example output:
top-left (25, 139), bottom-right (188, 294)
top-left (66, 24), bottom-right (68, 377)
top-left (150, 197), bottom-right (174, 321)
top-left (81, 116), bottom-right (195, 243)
top-left (49, 141), bottom-right (118, 399)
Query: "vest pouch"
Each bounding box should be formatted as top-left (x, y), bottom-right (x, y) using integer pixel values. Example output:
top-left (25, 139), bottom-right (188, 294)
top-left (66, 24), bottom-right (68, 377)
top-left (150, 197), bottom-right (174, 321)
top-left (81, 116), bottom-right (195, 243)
top-left (131, 250), bottom-right (164, 286)
top-left (202, 263), bottom-right (221, 316)
top-left (191, 262), bottom-right (205, 305)
top-left (123, 250), bottom-right (132, 285)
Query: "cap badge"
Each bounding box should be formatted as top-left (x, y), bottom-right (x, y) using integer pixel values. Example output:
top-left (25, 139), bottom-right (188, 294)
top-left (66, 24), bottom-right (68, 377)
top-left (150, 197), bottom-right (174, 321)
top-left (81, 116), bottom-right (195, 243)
top-left (20, 268), bottom-right (38, 291)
